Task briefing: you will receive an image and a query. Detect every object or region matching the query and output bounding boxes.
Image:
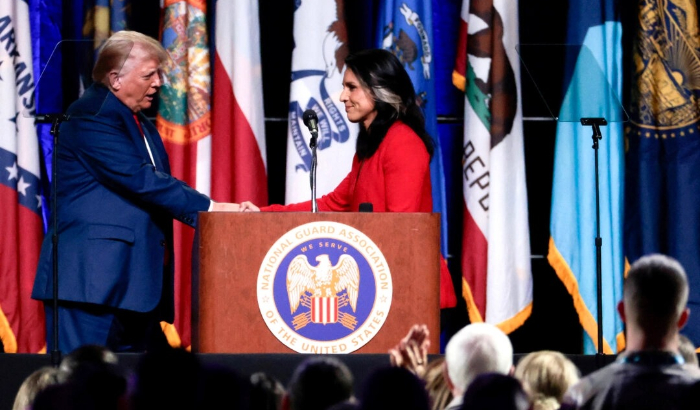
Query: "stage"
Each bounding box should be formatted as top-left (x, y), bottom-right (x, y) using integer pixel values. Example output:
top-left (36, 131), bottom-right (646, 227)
top-left (0, 353), bottom-right (617, 410)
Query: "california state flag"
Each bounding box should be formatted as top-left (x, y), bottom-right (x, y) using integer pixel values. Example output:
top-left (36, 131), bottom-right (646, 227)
top-left (454, 0), bottom-right (532, 333)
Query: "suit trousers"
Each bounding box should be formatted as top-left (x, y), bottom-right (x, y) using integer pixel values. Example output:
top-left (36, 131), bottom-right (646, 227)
top-left (44, 300), bottom-right (170, 355)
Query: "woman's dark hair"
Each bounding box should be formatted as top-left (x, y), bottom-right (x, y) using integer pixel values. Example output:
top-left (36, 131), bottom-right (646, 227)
top-left (345, 49), bottom-right (434, 160)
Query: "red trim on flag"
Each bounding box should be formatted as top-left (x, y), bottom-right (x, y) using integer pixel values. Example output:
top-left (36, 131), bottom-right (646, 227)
top-left (452, 20), bottom-right (469, 91)
top-left (461, 202), bottom-right (488, 320)
top-left (161, 122), bottom-right (199, 349)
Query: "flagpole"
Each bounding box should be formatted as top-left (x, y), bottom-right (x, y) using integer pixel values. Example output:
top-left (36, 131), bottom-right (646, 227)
top-left (36, 113), bottom-right (69, 367)
top-left (581, 117), bottom-right (607, 356)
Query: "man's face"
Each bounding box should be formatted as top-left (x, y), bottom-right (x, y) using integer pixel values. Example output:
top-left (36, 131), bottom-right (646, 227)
top-left (112, 44), bottom-right (162, 113)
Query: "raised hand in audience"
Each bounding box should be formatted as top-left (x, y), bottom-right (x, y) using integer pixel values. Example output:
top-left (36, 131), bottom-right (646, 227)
top-left (389, 324), bottom-right (430, 378)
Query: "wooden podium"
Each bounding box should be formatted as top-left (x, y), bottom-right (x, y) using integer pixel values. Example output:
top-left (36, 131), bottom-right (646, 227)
top-left (192, 212), bottom-right (440, 354)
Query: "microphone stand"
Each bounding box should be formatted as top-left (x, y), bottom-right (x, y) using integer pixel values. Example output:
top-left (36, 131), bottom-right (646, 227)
top-left (309, 130), bottom-right (318, 213)
top-left (36, 113), bottom-right (69, 367)
top-left (581, 117), bottom-right (606, 358)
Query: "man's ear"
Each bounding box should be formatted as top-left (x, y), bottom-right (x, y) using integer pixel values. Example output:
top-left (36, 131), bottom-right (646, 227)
top-left (678, 308), bottom-right (690, 330)
top-left (108, 71), bottom-right (121, 91)
top-left (617, 301), bottom-right (626, 323)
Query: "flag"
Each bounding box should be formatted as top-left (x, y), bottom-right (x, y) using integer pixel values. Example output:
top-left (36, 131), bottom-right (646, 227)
top-left (0, 0), bottom-right (46, 353)
top-left (625, 0), bottom-right (700, 346)
top-left (379, 0), bottom-right (457, 310)
top-left (30, 0), bottom-right (62, 230)
top-left (452, 0), bottom-right (532, 333)
top-left (378, 0), bottom-right (449, 266)
top-left (285, 0), bottom-right (358, 204)
top-left (80, 0), bottom-right (130, 93)
top-left (157, 0), bottom-right (212, 349)
top-left (547, 0), bottom-right (624, 353)
top-left (210, 0), bottom-right (267, 205)
top-left (82, 0), bottom-right (129, 47)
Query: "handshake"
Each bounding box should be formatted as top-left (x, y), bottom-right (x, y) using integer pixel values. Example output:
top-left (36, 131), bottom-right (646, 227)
top-left (210, 201), bottom-right (261, 212)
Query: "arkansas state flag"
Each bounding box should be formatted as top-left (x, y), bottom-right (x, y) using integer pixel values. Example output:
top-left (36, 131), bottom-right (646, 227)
top-left (454, 0), bottom-right (532, 333)
top-left (285, 0), bottom-right (358, 204)
top-left (0, 0), bottom-right (46, 353)
top-left (211, 0), bottom-right (267, 205)
top-left (157, 0), bottom-right (212, 349)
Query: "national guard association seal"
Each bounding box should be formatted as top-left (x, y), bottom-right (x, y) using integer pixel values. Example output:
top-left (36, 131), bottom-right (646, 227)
top-left (257, 221), bottom-right (393, 354)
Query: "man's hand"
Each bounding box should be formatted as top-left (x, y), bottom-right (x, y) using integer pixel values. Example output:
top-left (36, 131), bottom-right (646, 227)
top-left (211, 202), bottom-right (241, 212)
top-left (239, 201), bottom-right (261, 212)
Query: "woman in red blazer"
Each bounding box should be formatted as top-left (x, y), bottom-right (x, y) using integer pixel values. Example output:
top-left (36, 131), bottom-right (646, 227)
top-left (244, 48), bottom-right (434, 213)
top-left (241, 48), bottom-right (456, 308)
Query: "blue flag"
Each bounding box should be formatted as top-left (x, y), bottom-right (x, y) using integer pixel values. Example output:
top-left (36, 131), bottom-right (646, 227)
top-left (547, 0), bottom-right (625, 354)
top-left (377, 0), bottom-right (449, 256)
top-left (29, 0), bottom-right (62, 229)
top-left (625, 0), bottom-right (700, 346)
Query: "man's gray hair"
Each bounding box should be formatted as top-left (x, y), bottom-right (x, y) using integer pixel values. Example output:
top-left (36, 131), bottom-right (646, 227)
top-left (92, 30), bottom-right (168, 86)
top-left (445, 323), bottom-right (513, 396)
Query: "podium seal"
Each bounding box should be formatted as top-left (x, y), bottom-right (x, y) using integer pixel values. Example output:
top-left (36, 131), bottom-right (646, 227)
top-left (257, 221), bottom-right (392, 353)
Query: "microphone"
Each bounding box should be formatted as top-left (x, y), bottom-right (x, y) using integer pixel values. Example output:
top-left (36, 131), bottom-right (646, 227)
top-left (303, 109), bottom-right (319, 134)
top-left (359, 203), bottom-right (373, 212)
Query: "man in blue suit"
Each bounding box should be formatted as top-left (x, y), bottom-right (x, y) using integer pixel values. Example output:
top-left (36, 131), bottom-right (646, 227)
top-left (32, 31), bottom-right (239, 353)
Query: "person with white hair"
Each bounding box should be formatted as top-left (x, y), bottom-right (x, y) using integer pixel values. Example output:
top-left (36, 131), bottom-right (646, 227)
top-left (443, 323), bottom-right (514, 410)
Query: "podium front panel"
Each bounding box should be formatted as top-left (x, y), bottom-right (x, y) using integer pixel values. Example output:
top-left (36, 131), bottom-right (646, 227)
top-left (193, 212), bottom-right (440, 354)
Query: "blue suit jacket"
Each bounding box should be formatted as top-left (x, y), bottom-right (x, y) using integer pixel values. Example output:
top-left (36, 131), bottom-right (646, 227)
top-left (32, 84), bottom-right (211, 322)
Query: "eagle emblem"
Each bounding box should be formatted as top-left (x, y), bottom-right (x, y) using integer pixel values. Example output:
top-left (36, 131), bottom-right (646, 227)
top-left (287, 254), bottom-right (360, 330)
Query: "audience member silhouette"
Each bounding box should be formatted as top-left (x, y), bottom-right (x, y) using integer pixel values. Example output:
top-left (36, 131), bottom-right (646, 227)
top-left (250, 371), bottom-right (285, 410)
top-left (130, 346), bottom-right (203, 409)
top-left (31, 349), bottom-right (128, 410)
top-left (563, 254), bottom-right (700, 409)
top-left (358, 366), bottom-right (430, 410)
top-left (514, 350), bottom-right (580, 410)
top-left (11, 366), bottom-right (62, 410)
top-left (459, 373), bottom-right (529, 410)
top-left (198, 362), bottom-right (251, 409)
top-left (283, 356), bottom-right (354, 410)
top-left (327, 400), bottom-right (360, 410)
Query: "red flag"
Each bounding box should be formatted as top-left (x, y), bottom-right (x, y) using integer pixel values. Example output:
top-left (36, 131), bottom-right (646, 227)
top-left (211, 0), bottom-right (267, 204)
top-left (157, 0), bottom-right (212, 348)
top-left (0, 0), bottom-right (46, 353)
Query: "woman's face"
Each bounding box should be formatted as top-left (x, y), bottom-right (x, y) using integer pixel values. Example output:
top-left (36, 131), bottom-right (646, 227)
top-left (340, 69), bottom-right (377, 129)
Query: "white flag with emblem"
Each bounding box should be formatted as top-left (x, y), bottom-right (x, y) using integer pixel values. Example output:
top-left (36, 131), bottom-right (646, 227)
top-left (284, 0), bottom-right (358, 204)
